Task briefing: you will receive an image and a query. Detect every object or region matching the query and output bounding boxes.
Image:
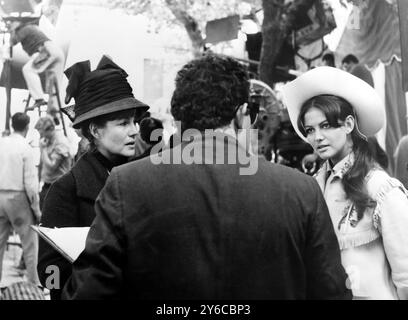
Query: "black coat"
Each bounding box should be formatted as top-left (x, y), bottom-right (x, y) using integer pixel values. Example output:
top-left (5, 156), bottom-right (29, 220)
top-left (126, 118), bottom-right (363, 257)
top-left (62, 132), bottom-right (351, 300)
top-left (37, 150), bottom-right (110, 300)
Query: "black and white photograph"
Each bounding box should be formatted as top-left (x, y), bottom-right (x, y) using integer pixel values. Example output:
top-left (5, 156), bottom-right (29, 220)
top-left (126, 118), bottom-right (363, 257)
top-left (0, 0), bottom-right (407, 309)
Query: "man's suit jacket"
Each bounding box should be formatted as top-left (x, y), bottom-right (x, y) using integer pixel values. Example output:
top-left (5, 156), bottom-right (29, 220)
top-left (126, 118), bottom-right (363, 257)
top-left (63, 132), bottom-right (351, 300)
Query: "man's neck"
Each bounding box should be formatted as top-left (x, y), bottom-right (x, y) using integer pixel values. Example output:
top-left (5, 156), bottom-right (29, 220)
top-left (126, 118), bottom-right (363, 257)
top-left (214, 125), bottom-right (237, 139)
top-left (13, 131), bottom-right (27, 138)
top-left (214, 124), bottom-right (255, 155)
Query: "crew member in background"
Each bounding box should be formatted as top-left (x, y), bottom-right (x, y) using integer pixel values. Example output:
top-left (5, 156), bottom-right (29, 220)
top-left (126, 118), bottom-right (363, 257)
top-left (9, 20), bottom-right (65, 120)
top-left (34, 116), bottom-right (72, 209)
top-left (0, 113), bottom-right (41, 287)
top-left (341, 54), bottom-right (374, 87)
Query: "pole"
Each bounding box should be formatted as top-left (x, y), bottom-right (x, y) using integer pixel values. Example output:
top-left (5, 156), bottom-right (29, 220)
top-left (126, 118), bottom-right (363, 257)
top-left (398, 0), bottom-right (408, 92)
top-left (3, 38), bottom-right (12, 135)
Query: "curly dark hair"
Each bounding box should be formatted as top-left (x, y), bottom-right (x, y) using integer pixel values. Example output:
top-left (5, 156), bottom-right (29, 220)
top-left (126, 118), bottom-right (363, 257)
top-left (171, 54), bottom-right (250, 131)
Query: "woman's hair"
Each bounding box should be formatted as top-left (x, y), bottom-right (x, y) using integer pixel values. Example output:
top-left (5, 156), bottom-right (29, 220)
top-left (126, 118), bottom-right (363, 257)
top-left (298, 94), bottom-right (377, 221)
top-left (79, 108), bottom-right (136, 148)
top-left (367, 136), bottom-right (388, 170)
top-left (171, 53), bottom-right (249, 131)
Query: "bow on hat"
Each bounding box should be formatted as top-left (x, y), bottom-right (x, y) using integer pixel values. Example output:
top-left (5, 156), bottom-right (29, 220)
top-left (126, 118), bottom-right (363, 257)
top-left (61, 55), bottom-right (149, 128)
top-left (64, 60), bottom-right (90, 106)
top-left (64, 55), bottom-right (128, 105)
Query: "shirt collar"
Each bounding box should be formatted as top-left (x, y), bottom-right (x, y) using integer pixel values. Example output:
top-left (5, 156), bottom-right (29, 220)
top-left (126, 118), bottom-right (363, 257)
top-left (10, 132), bottom-right (25, 140)
top-left (327, 152), bottom-right (355, 180)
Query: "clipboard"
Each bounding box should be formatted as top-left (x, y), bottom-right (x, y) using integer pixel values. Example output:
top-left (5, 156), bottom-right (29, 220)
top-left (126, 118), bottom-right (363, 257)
top-left (31, 225), bottom-right (90, 263)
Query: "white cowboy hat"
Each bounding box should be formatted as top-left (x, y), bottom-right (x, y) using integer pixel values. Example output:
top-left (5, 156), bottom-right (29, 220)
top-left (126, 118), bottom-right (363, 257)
top-left (281, 66), bottom-right (385, 142)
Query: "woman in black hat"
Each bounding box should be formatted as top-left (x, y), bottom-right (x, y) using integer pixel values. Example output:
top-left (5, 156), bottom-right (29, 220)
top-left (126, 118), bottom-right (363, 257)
top-left (37, 56), bottom-right (149, 300)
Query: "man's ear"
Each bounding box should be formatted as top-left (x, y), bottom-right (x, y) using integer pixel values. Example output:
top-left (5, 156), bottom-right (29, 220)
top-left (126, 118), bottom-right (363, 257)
top-left (237, 103), bottom-right (252, 130)
top-left (241, 102), bottom-right (249, 116)
top-left (233, 103), bottom-right (244, 129)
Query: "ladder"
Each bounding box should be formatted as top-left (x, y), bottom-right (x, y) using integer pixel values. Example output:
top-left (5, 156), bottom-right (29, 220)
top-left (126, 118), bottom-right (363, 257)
top-left (24, 70), bottom-right (67, 137)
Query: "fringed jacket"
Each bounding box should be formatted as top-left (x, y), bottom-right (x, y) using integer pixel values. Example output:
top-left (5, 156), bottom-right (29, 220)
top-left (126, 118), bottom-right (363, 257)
top-left (315, 153), bottom-right (408, 299)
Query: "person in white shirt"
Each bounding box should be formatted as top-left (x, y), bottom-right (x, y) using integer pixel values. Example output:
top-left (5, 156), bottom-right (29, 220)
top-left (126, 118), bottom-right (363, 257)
top-left (283, 67), bottom-right (408, 300)
top-left (0, 113), bottom-right (41, 286)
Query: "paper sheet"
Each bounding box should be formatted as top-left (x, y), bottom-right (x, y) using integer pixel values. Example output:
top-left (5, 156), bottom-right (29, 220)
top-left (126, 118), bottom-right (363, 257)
top-left (32, 226), bottom-right (90, 263)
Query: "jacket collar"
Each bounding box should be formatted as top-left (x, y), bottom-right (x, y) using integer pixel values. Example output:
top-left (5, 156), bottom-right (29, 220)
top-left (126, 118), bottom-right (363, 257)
top-left (182, 130), bottom-right (251, 159)
top-left (157, 130), bottom-right (254, 168)
top-left (328, 152), bottom-right (355, 180)
top-left (71, 150), bottom-right (111, 200)
top-left (315, 152), bottom-right (355, 191)
top-left (9, 132), bottom-right (25, 140)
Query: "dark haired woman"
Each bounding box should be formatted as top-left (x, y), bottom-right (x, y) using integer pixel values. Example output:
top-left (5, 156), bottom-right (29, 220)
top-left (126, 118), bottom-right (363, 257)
top-left (283, 67), bottom-right (408, 300)
top-left (37, 56), bottom-right (149, 299)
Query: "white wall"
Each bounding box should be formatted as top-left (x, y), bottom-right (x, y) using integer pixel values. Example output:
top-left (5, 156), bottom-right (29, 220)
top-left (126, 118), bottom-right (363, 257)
top-left (1, 1), bottom-right (193, 134)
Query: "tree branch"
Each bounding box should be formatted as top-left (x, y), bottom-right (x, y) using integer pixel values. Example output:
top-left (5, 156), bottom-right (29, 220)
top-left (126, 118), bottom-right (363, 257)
top-left (164, 0), bottom-right (204, 56)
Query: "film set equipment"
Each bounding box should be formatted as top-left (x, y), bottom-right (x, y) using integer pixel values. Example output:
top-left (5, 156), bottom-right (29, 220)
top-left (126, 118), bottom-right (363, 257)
top-left (249, 79), bottom-right (315, 173)
top-left (0, 0), bottom-right (40, 134)
top-left (270, 109), bottom-right (315, 173)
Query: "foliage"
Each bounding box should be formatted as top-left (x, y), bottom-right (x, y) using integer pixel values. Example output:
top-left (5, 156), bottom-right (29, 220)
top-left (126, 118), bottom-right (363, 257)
top-left (107, 0), bottom-right (262, 32)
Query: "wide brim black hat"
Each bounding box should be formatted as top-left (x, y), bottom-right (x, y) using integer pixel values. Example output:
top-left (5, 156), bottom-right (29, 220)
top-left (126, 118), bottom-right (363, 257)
top-left (62, 55), bottom-right (149, 129)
